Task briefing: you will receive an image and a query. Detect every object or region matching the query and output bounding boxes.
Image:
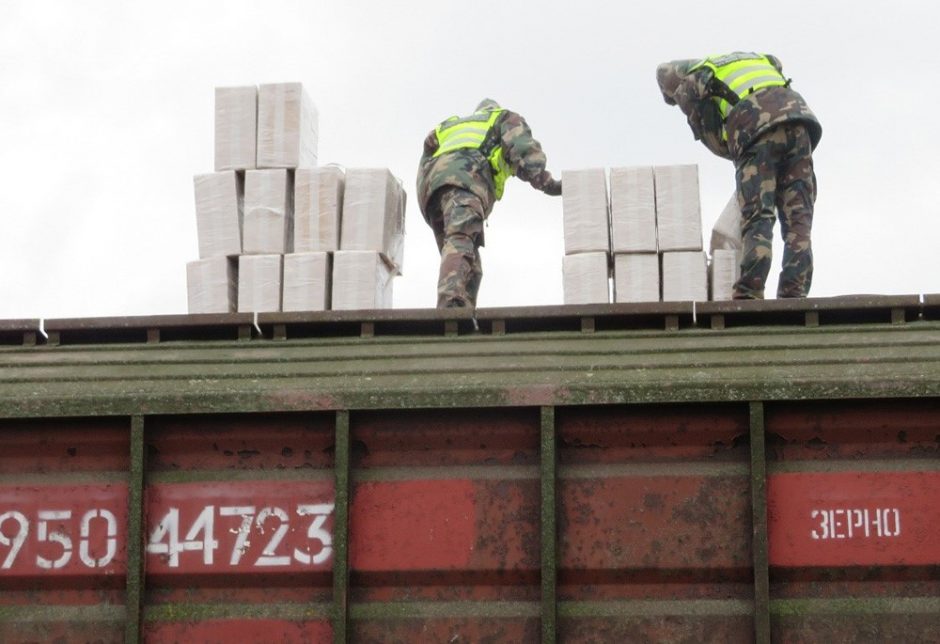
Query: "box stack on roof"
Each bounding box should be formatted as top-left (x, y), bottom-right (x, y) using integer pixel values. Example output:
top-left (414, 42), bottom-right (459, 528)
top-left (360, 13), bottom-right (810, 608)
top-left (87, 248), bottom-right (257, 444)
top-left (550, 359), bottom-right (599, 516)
top-left (561, 164), bottom-right (741, 304)
top-left (187, 83), bottom-right (405, 314)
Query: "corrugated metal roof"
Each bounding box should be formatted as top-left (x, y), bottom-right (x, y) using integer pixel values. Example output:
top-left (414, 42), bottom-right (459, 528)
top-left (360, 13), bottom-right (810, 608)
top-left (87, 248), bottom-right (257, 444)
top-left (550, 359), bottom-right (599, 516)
top-left (1, 295), bottom-right (938, 418)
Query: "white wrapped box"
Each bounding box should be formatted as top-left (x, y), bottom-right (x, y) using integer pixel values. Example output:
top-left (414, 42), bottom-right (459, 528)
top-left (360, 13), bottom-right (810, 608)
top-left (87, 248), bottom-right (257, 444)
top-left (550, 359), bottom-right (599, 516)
top-left (613, 253), bottom-right (660, 303)
top-left (214, 86), bottom-right (257, 171)
top-left (562, 252), bottom-right (609, 305)
top-left (243, 169), bottom-right (293, 254)
top-left (295, 166), bottom-right (344, 252)
top-left (283, 252), bottom-right (331, 312)
top-left (194, 172), bottom-right (242, 258)
top-left (238, 254), bottom-right (282, 312)
top-left (710, 249), bottom-right (741, 301)
top-left (340, 168), bottom-right (405, 273)
top-left (710, 193), bottom-right (743, 252)
top-left (654, 165), bottom-right (703, 251)
top-left (186, 257), bottom-right (237, 313)
top-left (332, 250), bottom-right (394, 310)
top-left (610, 167), bottom-right (656, 253)
top-left (561, 169), bottom-right (609, 254)
top-left (257, 82), bottom-right (318, 169)
top-left (662, 251), bottom-right (708, 301)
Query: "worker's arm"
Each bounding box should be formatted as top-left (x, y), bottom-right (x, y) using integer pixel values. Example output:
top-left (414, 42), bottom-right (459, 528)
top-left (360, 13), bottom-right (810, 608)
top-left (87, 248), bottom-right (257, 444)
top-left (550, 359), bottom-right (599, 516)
top-left (499, 111), bottom-right (561, 196)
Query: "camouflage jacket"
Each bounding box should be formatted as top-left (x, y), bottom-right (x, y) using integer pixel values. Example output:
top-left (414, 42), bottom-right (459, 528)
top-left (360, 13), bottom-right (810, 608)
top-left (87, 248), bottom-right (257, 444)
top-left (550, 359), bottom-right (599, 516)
top-left (416, 109), bottom-right (556, 218)
top-left (658, 56), bottom-right (822, 160)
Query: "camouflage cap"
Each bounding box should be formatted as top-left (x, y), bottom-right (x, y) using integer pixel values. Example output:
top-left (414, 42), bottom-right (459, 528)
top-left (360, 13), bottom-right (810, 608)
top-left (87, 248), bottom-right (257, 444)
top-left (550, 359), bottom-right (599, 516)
top-left (656, 63), bottom-right (682, 105)
top-left (475, 98), bottom-right (500, 112)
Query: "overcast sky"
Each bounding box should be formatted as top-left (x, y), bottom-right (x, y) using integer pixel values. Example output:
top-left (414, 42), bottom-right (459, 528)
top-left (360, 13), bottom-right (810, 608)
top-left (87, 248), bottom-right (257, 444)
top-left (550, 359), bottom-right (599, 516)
top-left (1, 0), bottom-right (937, 320)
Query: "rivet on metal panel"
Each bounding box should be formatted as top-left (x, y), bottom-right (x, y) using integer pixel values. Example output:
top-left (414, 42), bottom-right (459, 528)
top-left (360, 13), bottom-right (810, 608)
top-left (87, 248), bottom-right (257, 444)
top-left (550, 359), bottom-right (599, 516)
top-left (804, 311), bottom-right (819, 327)
top-left (125, 416), bottom-right (146, 644)
top-left (238, 325), bottom-right (252, 341)
top-left (274, 324), bottom-right (287, 340)
top-left (749, 402), bottom-right (771, 644)
top-left (492, 319), bottom-right (506, 336)
top-left (360, 322), bottom-right (375, 338)
top-left (710, 314), bottom-right (726, 330)
top-left (23, 331), bottom-right (37, 347)
top-left (891, 308), bottom-right (906, 325)
top-left (146, 328), bottom-right (160, 344)
top-left (665, 314), bottom-right (679, 331)
top-left (580, 317), bottom-right (595, 334)
top-left (540, 406), bottom-right (557, 644)
top-left (444, 320), bottom-right (459, 337)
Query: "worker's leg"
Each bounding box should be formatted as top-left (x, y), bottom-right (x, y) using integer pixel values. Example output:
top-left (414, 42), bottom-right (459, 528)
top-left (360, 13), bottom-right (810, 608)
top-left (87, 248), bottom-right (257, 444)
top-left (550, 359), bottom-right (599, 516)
top-left (732, 128), bottom-right (786, 299)
top-left (774, 124), bottom-right (816, 298)
top-left (436, 188), bottom-right (485, 308)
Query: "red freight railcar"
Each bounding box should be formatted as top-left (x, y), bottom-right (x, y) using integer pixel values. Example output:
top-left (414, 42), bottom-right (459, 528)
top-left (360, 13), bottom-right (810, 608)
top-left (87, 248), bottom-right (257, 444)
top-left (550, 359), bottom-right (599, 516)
top-left (0, 296), bottom-right (938, 643)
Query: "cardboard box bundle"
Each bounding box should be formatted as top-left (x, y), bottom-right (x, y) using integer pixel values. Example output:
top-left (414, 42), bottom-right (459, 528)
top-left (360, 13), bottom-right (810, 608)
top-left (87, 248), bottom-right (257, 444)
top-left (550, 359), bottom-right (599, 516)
top-left (561, 163), bottom-right (748, 304)
top-left (187, 82), bottom-right (405, 314)
top-left (560, 169), bottom-right (611, 304)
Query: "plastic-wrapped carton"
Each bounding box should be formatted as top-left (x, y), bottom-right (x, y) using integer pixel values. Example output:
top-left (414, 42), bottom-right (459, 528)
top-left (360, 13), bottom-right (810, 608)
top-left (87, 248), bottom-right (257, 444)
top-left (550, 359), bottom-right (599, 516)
top-left (561, 169), bottom-right (610, 254)
top-left (710, 193), bottom-right (743, 252)
top-left (610, 167), bottom-right (656, 253)
top-left (237, 254), bottom-right (283, 312)
top-left (283, 252), bottom-right (331, 312)
top-left (613, 253), bottom-right (660, 303)
top-left (214, 86), bottom-right (257, 171)
top-left (332, 250), bottom-right (394, 310)
top-left (662, 251), bottom-right (708, 301)
top-left (710, 249), bottom-right (741, 301)
top-left (193, 171), bottom-right (243, 258)
top-left (339, 168), bottom-right (406, 273)
top-left (257, 83), bottom-right (318, 169)
top-left (295, 166), bottom-right (344, 253)
top-left (186, 257), bottom-right (237, 313)
top-left (562, 252), bottom-right (609, 304)
top-left (243, 169), bottom-right (293, 254)
top-left (654, 165), bottom-right (703, 251)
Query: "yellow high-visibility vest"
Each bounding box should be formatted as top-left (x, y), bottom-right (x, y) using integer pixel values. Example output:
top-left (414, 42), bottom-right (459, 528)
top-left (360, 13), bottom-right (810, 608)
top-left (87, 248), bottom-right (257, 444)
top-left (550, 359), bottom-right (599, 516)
top-left (433, 108), bottom-right (513, 200)
top-left (690, 52), bottom-right (787, 120)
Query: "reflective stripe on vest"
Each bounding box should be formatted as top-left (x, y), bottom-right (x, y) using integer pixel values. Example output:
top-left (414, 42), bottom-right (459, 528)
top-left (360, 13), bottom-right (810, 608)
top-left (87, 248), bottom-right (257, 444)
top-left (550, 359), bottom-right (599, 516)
top-left (690, 53), bottom-right (787, 120)
top-left (433, 108), bottom-right (513, 200)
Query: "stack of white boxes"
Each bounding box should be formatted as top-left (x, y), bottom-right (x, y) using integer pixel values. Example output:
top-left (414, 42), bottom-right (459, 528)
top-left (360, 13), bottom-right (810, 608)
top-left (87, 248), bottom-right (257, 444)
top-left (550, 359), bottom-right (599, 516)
top-left (561, 169), bottom-right (611, 304)
top-left (709, 194), bottom-right (743, 301)
top-left (562, 164), bottom-right (740, 304)
top-left (187, 83), bottom-right (405, 314)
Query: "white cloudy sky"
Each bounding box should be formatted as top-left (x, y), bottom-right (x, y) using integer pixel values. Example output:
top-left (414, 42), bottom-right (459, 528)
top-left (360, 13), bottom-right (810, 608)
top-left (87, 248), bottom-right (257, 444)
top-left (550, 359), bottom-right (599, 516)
top-left (1, 0), bottom-right (937, 319)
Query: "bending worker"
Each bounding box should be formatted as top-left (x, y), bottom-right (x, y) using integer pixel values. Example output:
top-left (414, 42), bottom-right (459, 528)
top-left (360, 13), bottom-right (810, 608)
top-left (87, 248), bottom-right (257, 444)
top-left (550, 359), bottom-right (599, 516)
top-left (417, 99), bottom-right (562, 308)
top-left (657, 53), bottom-right (822, 299)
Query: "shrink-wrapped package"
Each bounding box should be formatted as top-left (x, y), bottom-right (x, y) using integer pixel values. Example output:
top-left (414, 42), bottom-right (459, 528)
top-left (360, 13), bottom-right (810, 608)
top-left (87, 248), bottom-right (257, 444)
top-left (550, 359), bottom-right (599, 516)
top-left (193, 171), bottom-right (242, 258)
top-left (662, 251), bottom-right (708, 301)
top-left (610, 166), bottom-right (656, 253)
top-left (295, 166), bottom-right (344, 252)
top-left (186, 257), bottom-right (237, 313)
top-left (214, 86), bottom-right (257, 171)
top-left (613, 253), bottom-right (660, 303)
top-left (710, 193), bottom-right (743, 252)
top-left (561, 169), bottom-right (610, 254)
top-left (283, 252), bottom-right (331, 312)
top-left (243, 169), bottom-right (293, 254)
top-left (237, 254), bottom-right (283, 313)
top-left (332, 250), bottom-right (394, 310)
top-left (257, 82), bottom-right (318, 169)
top-left (340, 168), bottom-right (406, 273)
top-left (710, 249), bottom-right (741, 301)
top-left (654, 165), bottom-right (703, 251)
top-left (562, 252), bottom-right (609, 305)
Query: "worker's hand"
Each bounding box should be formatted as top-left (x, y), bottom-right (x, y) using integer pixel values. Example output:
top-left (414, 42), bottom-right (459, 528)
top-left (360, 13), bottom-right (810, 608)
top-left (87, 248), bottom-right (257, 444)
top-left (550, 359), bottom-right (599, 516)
top-left (542, 178), bottom-right (562, 196)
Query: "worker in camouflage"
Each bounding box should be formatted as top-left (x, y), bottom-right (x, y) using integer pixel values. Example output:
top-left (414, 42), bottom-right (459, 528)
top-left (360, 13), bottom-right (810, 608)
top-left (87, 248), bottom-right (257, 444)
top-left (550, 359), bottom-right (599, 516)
top-left (417, 99), bottom-right (562, 308)
top-left (657, 54), bottom-right (822, 299)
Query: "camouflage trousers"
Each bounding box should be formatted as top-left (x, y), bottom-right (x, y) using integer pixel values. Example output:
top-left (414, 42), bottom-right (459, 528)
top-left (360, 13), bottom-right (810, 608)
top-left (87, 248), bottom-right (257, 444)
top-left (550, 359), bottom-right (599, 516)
top-left (733, 122), bottom-right (816, 299)
top-left (426, 186), bottom-right (485, 308)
